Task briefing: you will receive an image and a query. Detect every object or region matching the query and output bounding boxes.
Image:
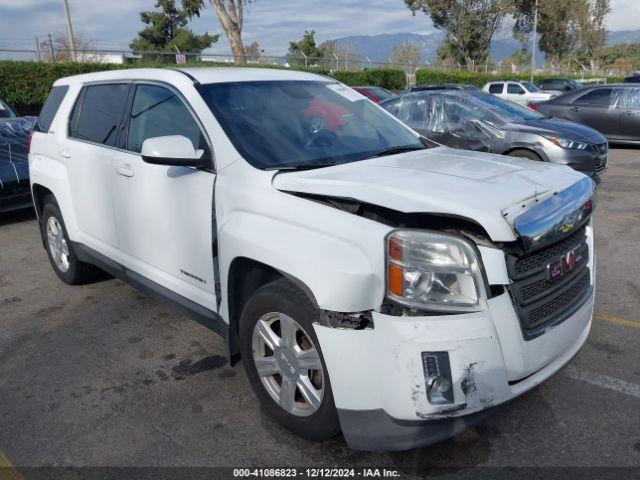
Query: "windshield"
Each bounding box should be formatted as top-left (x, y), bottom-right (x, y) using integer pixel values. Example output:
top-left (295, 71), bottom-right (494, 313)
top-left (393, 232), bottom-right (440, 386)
top-left (470, 93), bottom-right (544, 122)
top-left (521, 81), bottom-right (541, 93)
top-left (365, 86), bottom-right (395, 100)
top-left (0, 99), bottom-right (16, 119)
top-left (197, 81), bottom-right (424, 170)
top-left (568, 79), bottom-right (582, 89)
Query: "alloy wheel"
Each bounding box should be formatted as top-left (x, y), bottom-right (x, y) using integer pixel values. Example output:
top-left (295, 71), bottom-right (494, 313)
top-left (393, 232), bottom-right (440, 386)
top-left (251, 312), bottom-right (324, 417)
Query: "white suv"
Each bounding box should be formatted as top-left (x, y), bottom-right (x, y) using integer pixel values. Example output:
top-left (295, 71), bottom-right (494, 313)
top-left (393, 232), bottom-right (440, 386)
top-left (483, 80), bottom-right (560, 106)
top-left (29, 68), bottom-right (596, 451)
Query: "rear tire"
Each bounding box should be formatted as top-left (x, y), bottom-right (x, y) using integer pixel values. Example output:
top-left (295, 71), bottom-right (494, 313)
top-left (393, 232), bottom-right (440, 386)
top-left (507, 149), bottom-right (543, 161)
top-left (41, 195), bottom-right (99, 285)
top-left (239, 278), bottom-right (341, 441)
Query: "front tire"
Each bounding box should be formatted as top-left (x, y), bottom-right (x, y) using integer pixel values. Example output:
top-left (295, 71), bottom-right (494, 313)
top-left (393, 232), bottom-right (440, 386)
top-left (239, 279), bottom-right (340, 441)
top-left (507, 149), bottom-right (543, 161)
top-left (41, 196), bottom-right (99, 285)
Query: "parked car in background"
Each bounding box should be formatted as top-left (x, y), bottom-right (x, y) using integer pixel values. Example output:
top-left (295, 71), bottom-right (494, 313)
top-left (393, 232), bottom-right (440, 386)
top-left (483, 80), bottom-right (560, 106)
top-left (381, 91), bottom-right (607, 181)
top-left (352, 86), bottom-right (395, 103)
top-left (533, 84), bottom-right (640, 144)
top-left (0, 97), bottom-right (37, 213)
top-left (30, 68), bottom-right (597, 451)
top-left (409, 83), bottom-right (480, 92)
top-left (623, 74), bottom-right (640, 83)
top-left (538, 78), bottom-right (583, 93)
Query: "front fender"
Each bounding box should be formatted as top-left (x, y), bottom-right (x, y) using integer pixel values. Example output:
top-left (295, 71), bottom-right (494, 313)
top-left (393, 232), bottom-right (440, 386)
top-left (216, 165), bottom-right (392, 319)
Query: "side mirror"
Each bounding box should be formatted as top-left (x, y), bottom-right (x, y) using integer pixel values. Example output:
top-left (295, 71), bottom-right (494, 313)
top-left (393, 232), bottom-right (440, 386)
top-left (141, 135), bottom-right (209, 168)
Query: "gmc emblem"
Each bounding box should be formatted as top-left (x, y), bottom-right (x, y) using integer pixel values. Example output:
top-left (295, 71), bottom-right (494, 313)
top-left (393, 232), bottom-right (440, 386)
top-left (547, 245), bottom-right (586, 282)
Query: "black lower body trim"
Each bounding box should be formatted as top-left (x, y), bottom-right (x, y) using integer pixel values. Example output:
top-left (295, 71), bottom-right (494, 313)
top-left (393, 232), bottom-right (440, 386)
top-left (72, 242), bottom-right (232, 352)
top-left (337, 406), bottom-right (497, 451)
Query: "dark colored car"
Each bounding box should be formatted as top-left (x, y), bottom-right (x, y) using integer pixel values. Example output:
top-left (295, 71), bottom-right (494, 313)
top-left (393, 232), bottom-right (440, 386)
top-left (381, 91), bottom-right (607, 181)
top-left (533, 84), bottom-right (640, 144)
top-left (538, 78), bottom-right (583, 92)
top-left (0, 98), bottom-right (37, 213)
top-left (623, 74), bottom-right (640, 83)
top-left (352, 86), bottom-right (395, 103)
top-left (409, 83), bottom-right (480, 92)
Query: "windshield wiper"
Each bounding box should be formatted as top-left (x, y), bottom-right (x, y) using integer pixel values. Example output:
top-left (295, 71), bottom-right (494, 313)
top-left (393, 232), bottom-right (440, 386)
top-left (363, 145), bottom-right (426, 160)
top-left (266, 161), bottom-right (340, 171)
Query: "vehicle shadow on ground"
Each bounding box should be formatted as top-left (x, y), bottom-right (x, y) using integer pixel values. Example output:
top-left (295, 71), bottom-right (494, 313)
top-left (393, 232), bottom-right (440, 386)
top-left (0, 207), bottom-right (36, 227)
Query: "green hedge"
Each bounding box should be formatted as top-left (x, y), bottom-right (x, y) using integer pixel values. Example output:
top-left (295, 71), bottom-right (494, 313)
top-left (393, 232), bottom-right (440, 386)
top-left (0, 60), bottom-right (405, 115)
top-left (415, 68), bottom-right (622, 87)
top-left (331, 68), bottom-right (406, 90)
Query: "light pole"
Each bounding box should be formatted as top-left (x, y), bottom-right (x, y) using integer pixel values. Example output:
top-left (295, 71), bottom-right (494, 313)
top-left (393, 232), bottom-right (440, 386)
top-left (62, 0), bottom-right (77, 61)
top-left (530, 0), bottom-right (539, 83)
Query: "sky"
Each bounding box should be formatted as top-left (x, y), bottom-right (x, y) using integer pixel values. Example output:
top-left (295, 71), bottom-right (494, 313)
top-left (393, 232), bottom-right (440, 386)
top-left (1, 0), bottom-right (639, 56)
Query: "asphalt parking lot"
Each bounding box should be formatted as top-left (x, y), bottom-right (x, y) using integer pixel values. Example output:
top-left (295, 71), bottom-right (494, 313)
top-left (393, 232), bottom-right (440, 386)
top-left (0, 148), bottom-right (639, 476)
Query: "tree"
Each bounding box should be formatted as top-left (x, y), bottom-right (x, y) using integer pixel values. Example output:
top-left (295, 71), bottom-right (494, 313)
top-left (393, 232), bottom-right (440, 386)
top-left (39, 33), bottom-right (95, 62)
top-left (206, 0), bottom-right (249, 64)
top-left (391, 41), bottom-right (421, 73)
top-left (244, 41), bottom-right (262, 62)
top-left (288, 30), bottom-right (324, 67)
top-left (576, 0), bottom-right (611, 71)
top-left (512, 0), bottom-right (583, 69)
top-left (130, 0), bottom-right (218, 54)
top-left (405, 0), bottom-right (509, 69)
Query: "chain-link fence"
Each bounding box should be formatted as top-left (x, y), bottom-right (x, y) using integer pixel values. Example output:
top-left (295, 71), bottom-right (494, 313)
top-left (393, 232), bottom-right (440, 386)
top-left (0, 47), bottom-right (630, 80)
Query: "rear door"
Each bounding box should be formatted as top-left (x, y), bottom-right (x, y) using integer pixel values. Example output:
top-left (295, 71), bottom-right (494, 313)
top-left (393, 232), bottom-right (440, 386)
top-left (65, 82), bottom-right (131, 255)
top-left (110, 82), bottom-right (217, 310)
top-left (613, 87), bottom-right (640, 142)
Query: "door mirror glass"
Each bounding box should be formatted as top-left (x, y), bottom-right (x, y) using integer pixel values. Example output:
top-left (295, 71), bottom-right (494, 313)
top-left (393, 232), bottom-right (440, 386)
top-left (141, 135), bottom-right (208, 167)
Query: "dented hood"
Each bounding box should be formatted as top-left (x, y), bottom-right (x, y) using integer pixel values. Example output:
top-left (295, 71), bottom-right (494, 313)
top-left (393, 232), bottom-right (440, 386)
top-left (272, 146), bottom-right (586, 242)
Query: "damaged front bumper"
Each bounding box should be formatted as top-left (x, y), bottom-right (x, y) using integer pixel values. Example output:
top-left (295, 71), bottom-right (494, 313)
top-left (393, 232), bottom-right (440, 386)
top-left (313, 261), bottom-right (594, 451)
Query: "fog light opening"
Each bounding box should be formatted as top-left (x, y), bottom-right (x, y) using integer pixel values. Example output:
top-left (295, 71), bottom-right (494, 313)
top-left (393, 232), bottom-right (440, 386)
top-left (422, 352), bottom-right (454, 405)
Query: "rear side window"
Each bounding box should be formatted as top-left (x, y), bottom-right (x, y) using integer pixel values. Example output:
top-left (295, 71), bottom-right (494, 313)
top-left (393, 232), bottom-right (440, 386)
top-left (69, 84), bottom-right (130, 146)
top-left (126, 84), bottom-right (206, 153)
top-left (36, 86), bottom-right (69, 132)
top-left (488, 83), bottom-right (503, 94)
top-left (574, 88), bottom-right (612, 106)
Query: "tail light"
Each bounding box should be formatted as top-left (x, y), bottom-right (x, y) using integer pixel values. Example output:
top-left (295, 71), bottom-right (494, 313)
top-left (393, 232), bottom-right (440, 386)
top-left (529, 104), bottom-right (538, 110)
top-left (27, 131), bottom-right (34, 154)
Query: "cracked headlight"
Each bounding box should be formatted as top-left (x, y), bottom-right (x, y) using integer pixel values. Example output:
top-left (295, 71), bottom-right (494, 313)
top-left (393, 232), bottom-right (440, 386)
top-left (386, 230), bottom-right (487, 312)
top-left (544, 136), bottom-right (589, 150)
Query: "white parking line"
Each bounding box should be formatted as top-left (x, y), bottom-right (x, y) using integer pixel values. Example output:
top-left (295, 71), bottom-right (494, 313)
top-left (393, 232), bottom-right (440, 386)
top-left (563, 366), bottom-right (640, 400)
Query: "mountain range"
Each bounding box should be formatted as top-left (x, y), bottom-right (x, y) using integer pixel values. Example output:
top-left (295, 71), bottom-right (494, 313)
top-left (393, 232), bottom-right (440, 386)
top-left (334, 27), bottom-right (640, 66)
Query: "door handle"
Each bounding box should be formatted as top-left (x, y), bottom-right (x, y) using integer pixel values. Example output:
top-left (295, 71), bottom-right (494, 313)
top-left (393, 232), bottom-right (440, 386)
top-left (116, 165), bottom-right (134, 177)
top-left (59, 147), bottom-right (71, 158)
top-left (570, 106), bottom-right (580, 112)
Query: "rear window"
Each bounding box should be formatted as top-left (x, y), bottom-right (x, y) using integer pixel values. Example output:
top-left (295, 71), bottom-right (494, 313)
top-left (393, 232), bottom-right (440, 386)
top-left (488, 83), bottom-right (503, 94)
top-left (36, 86), bottom-right (69, 132)
top-left (69, 84), bottom-right (130, 146)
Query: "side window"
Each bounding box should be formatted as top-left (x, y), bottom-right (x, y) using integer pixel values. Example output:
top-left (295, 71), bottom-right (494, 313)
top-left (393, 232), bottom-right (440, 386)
top-left (488, 83), bottom-right (503, 94)
top-left (127, 84), bottom-right (206, 154)
top-left (37, 86), bottom-right (69, 132)
top-left (613, 88), bottom-right (640, 110)
top-left (70, 84), bottom-right (130, 146)
top-left (507, 83), bottom-right (525, 94)
top-left (574, 88), bottom-right (612, 106)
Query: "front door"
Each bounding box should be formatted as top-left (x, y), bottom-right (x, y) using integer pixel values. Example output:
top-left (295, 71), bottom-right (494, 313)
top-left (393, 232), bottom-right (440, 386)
top-left (567, 87), bottom-right (618, 138)
top-left (111, 83), bottom-right (217, 311)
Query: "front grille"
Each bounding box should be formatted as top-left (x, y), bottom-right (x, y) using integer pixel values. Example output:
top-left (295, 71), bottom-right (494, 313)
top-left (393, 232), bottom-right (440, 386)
top-left (594, 155), bottom-right (608, 172)
top-left (507, 226), bottom-right (592, 339)
top-left (593, 143), bottom-right (608, 156)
